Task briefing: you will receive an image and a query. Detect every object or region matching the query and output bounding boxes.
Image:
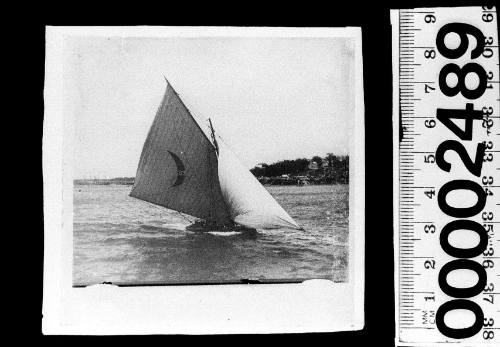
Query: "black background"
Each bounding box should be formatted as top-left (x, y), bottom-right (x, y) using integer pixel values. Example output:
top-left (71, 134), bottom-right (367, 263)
top-left (21, 0), bottom-right (498, 343)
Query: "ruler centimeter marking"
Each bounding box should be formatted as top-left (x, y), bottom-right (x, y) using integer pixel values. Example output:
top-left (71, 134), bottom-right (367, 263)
top-left (392, 7), bottom-right (499, 346)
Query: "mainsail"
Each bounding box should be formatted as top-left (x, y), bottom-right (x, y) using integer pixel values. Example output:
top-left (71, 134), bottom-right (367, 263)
top-left (130, 82), bottom-right (232, 224)
top-left (131, 80), bottom-right (301, 230)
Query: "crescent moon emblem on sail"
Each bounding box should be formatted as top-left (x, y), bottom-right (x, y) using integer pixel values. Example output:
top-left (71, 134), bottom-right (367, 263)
top-left (167, 150), bottom-right (186, 187)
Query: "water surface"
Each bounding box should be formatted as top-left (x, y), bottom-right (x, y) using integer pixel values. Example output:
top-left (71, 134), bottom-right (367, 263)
top-left (73, 184), bottom-right (349, 285)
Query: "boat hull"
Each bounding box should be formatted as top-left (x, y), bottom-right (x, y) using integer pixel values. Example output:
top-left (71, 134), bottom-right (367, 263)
top-left (186, 221), bottom-right (257, 233)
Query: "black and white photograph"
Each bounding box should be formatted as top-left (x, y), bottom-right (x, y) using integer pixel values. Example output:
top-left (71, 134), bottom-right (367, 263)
top-left (43, 26), bottom-right (364, 334)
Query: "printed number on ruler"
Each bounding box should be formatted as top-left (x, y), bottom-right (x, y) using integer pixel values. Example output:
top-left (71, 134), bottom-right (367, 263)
top-left (394, 6), bottom-right (499, 346)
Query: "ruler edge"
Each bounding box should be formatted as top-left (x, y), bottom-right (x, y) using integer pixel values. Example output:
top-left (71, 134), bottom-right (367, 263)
top-left (391, 8), bottom-right (403, 346)
top-left (392, 6), bottom-right (500, 347)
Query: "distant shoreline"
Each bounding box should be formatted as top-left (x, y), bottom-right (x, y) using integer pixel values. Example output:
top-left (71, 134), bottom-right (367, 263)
top-left (257, 175), bottom-right (348, 186)
top-left (74, 177), bottom-right (135, 186)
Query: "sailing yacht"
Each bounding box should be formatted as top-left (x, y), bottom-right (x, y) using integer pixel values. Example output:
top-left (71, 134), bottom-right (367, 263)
top-left (130, 79), bottom-right (302, 232)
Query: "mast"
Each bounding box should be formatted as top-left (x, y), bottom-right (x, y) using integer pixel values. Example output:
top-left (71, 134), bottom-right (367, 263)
top-left (208, 118), bottom-right (219, 155)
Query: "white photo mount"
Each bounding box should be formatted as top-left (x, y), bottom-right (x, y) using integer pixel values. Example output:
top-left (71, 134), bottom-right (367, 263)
top-left (43, 26), bottom-right (365, 334)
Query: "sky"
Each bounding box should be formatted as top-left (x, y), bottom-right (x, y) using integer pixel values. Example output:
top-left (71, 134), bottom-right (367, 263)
top-left (64, 34), bottom-right (356, 178)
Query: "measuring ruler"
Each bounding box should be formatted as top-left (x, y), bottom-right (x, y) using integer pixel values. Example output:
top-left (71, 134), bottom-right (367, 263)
top-left (392, 6), bottom-right (499, 346)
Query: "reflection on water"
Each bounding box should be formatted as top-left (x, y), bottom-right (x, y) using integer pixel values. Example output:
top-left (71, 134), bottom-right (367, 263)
top-left (73, 184), bottom-right (349, 285)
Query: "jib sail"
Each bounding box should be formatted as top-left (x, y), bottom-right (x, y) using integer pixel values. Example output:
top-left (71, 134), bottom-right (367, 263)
top-left (217, 139), bottom-right (301, 230)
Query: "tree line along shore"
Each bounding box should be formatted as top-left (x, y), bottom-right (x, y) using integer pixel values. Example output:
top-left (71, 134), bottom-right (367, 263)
top-left (74, 154), bottom-right (349, 186)
top-left (250, 154), bottom-right (349, 185)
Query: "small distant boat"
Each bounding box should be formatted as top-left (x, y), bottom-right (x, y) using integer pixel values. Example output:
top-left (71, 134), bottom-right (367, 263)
top-left (130, 78), bottom-right (302, 232)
